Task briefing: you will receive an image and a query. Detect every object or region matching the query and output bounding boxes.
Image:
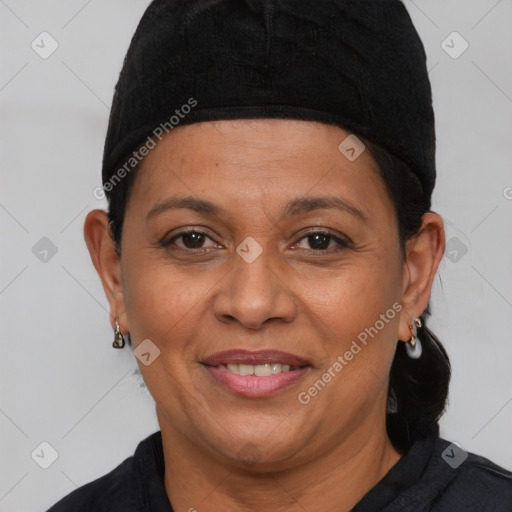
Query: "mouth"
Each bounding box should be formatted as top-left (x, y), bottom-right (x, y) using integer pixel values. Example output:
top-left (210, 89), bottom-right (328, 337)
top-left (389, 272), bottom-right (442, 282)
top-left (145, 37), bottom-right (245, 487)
top-left (213, 362), bottom-right (299, 376)
top-left (201, 350), bottom-right (311, 397)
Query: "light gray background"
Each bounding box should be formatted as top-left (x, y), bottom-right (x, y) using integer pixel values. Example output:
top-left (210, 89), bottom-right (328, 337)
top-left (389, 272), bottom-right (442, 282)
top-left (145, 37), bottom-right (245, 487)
top-left (1, 1), bottom-right (511, 510)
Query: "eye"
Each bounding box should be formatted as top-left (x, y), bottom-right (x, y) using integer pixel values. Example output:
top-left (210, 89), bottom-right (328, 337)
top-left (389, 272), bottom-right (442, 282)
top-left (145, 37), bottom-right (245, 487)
top-left (293, 231), bottom-right (350, 252)
top-left (161, 228), bottom-right (351, 254)
top-left (163, 229), bottom-right (219, 252)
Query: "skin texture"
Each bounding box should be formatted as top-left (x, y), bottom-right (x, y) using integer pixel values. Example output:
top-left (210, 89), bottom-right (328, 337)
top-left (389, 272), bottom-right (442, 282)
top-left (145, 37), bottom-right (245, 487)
top-left (84, 119), bottom-right (445, 512)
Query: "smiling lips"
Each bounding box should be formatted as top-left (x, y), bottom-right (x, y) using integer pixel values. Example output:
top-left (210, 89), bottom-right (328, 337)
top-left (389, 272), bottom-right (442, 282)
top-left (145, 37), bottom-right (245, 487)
top-left (202, 349), bottom-right (311, 397)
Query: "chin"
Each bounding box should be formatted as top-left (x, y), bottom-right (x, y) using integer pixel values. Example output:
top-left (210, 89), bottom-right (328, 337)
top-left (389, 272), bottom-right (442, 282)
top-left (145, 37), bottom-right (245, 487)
top-left (201, 421), bottom-right (311, 469)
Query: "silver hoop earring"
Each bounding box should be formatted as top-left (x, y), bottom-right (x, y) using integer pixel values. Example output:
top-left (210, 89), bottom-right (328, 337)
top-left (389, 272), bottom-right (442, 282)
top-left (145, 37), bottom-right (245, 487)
top-left (405, 317), bottom-right (422, 359)
top-left (112, 317), bottom-right (125, 349)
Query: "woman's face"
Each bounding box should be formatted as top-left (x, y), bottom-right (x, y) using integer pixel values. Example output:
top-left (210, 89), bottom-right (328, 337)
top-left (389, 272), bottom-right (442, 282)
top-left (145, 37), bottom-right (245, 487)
top-left (103, 119), bottom-right (418, 467)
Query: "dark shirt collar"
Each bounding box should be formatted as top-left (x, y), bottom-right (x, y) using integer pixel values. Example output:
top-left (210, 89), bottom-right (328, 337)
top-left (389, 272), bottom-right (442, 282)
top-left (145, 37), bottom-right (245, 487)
top-left (351, 424), bottom-right (440, 511)
top-left (135, 431), bottom-right (174, 511)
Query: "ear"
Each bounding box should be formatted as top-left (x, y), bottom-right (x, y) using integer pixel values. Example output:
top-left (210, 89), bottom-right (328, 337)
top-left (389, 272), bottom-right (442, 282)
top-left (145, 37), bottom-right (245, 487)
top-left (83, 209), bottom-right (128, 333)
top-left (398, 212), bottom-right (445, 341)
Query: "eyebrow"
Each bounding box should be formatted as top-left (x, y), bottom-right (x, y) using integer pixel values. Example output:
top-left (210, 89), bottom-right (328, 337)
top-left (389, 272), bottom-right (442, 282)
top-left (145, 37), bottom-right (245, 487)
top-left (283, 196), bottom-right (367, 221)
top-left (146, 195), bottom-right (368, 223)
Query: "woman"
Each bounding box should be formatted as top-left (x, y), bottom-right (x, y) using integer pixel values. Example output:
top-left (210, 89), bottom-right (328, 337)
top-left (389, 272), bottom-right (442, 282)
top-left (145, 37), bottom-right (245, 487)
top-left (47, 0), bottom-right (512, 510)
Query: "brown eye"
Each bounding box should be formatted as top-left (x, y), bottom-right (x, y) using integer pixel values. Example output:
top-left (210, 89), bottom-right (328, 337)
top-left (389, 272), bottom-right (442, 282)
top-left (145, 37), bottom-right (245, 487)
top-left (164, 230), bottom-right (218, 251)
top-left (295, 231), bottom-right (349, 252)
top-left (179, 232), bottom-right (207, 249)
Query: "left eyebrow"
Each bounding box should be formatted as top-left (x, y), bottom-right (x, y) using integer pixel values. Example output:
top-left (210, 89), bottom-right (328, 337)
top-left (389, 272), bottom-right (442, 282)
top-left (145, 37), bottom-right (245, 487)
top-left (282, 196), bottom-right (368, 222)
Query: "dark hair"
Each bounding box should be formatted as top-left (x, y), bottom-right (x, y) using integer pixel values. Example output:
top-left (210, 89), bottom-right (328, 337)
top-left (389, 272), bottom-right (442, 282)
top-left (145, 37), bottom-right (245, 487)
top-left (105, 130), bottom-right (451, 453)
top-left (364, 140), bottom-right (451, 453)
top-left (106, 145), bottom-right (141, 257)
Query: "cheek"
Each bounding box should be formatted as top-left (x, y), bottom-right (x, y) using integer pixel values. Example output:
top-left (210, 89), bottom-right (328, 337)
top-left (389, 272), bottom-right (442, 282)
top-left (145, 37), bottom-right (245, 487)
top-left (120, 248), bottom-right (201, 342)
top-left (304, 247), bottom-right (403, 389)
top-left (313, 271), bottom-right (401, 359)
top-left (121, 259), bottom-right (214, 411)
top-left (310, 246), bottom-right (402, 336)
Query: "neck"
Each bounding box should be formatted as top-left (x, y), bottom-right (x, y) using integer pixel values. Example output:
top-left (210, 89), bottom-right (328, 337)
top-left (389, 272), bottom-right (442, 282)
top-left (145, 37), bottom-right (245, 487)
top-left (158, 409), bottom-right (402, 512)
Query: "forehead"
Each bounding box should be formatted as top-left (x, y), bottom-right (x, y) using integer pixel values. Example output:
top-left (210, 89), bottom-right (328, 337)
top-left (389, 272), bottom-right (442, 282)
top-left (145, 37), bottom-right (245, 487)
top-left (129, 118), bottom-right (391, 219)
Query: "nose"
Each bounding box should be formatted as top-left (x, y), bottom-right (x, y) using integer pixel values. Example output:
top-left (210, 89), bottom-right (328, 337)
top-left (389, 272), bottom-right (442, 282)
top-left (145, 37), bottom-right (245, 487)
top-left (212, 242), bottom-right (298, 330)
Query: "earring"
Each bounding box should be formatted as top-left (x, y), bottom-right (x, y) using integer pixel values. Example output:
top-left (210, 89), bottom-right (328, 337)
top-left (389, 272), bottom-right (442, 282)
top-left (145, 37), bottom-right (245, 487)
top-left (112, 317), bottom-right (125, 349)
top-left (405, 317), bottom-right (422, 359)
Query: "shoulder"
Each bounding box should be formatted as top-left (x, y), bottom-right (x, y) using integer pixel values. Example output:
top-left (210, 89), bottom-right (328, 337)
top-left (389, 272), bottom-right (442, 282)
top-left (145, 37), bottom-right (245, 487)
top-left (45, 455), bottom-right (139, 511)
top-left (45, 431), bottom-right (166, 511)
top-left (429, 437), bottom-right (512, 512)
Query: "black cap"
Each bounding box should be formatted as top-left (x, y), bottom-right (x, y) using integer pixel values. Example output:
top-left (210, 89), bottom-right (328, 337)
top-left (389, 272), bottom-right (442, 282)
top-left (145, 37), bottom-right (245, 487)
top-left (102, 0), bottom-right (436, 205)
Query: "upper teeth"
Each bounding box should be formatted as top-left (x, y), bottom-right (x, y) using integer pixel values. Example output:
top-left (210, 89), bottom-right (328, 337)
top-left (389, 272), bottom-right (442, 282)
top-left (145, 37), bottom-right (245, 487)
top-left (217, 363), bottom-right (292, 376)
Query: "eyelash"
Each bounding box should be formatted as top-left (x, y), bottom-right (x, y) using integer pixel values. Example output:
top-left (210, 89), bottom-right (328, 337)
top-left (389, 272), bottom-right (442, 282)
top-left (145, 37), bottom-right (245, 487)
top-left (161, 228), bottom-right (351, 254)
